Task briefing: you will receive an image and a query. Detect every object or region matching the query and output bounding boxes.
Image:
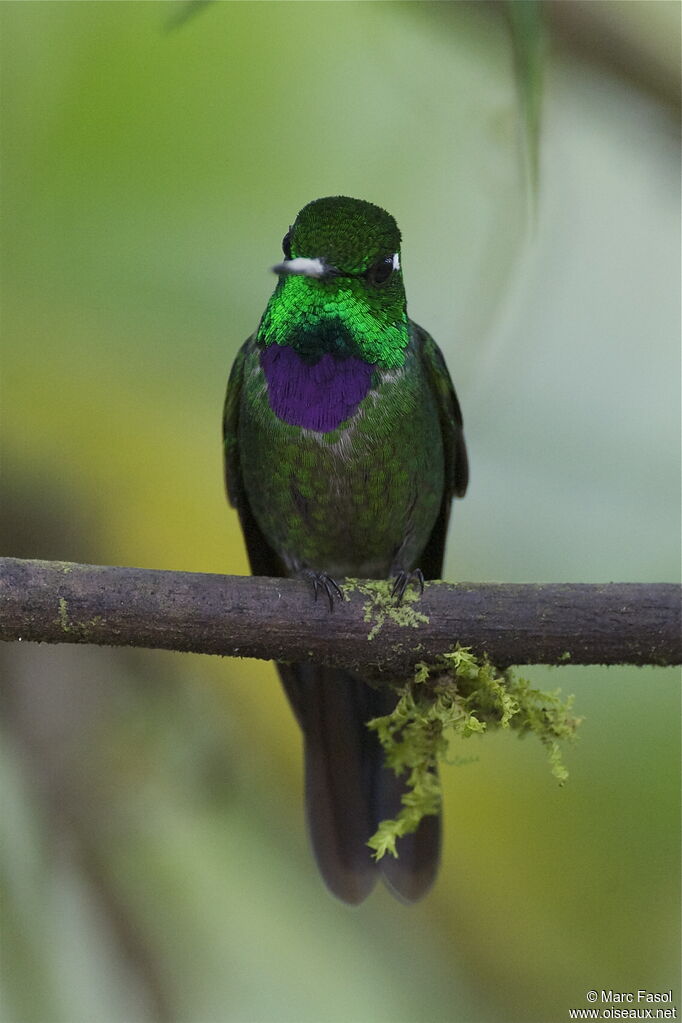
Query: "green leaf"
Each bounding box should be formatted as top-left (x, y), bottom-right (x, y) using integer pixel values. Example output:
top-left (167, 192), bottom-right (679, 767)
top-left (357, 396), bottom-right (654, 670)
top-left (506, 0), bottom-right (546, 196)
top-left (165, 0), bottom-right (214, 32)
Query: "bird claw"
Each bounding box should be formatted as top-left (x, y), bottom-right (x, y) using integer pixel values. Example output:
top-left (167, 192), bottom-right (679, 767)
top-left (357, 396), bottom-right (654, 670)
top-left (391, 568), bottom-right (425, 605)
top-left (301, 570), bottom-right (344, 612)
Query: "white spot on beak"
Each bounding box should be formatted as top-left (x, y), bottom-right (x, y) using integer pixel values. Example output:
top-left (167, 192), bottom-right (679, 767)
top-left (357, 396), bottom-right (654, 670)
top-left (272, 257), bottom-right (327, 277)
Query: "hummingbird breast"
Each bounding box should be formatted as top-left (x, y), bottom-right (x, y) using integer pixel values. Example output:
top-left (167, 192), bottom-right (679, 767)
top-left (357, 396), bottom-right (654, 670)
top-left (238, 334), bottom-right (444, 579)
top-left (259, 344), bottom-right (374, 433)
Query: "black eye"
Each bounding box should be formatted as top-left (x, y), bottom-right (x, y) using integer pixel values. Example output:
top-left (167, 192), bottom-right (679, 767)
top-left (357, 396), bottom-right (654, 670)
top-left (282, 229), bottom-right (292, 260)
top-left (367, 254), bottom-right (395, 286)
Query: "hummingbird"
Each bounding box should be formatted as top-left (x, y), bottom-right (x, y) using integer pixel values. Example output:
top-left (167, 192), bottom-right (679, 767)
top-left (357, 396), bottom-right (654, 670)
top-left (223, 196), bottom-right (468, 903)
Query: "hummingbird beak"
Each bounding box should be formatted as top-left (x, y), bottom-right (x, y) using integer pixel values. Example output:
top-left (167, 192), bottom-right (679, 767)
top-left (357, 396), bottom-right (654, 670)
top-left (271, 257), bottom-right (338, 279)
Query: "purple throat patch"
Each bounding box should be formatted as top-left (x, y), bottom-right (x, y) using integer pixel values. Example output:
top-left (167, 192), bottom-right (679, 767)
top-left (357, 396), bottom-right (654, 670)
top-left (260, 345), bottom-right (374, 433)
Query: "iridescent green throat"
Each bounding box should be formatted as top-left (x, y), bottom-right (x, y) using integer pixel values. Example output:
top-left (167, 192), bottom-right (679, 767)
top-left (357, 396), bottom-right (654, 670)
top-left (257, 275), bottom-right (410, 368)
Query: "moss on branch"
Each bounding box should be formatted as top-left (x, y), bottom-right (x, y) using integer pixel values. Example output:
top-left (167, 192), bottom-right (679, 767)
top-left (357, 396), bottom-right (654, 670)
top-left (367, 645), bottom-right (581, 859)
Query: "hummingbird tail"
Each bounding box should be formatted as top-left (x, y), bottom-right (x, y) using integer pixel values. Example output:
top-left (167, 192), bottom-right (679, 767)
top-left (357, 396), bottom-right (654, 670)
top-left (278, 663), bottom-right (440, 905)
top-left (374, 750), bottom-right (441, 904)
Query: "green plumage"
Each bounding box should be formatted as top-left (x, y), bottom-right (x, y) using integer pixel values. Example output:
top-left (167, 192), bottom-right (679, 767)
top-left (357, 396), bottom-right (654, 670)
top-left (223, 197), bottom-right (468, 903)
top-left (257, 197), bottom-right (409, 366)
top-left (229, 324), bottom-right (459, 578)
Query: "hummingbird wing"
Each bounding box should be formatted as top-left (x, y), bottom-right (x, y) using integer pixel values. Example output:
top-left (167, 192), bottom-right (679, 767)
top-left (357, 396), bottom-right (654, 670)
top-left (223, 336), bottom-right (284, 578)
top-left (412, 322), bottom-right (469, 579)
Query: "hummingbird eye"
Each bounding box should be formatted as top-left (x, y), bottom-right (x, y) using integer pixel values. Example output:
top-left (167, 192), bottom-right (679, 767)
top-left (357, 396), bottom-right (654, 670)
top-left (282, 229), bottom-right (293, 260)
top-left (366, 253), bottom-right (398, 286)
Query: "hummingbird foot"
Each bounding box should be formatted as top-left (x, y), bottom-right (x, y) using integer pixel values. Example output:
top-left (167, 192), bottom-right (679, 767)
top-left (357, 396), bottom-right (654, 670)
top-left (391, 568), bottom-right (425, 605)
top-left (299, 569), bottom-right (344, 612)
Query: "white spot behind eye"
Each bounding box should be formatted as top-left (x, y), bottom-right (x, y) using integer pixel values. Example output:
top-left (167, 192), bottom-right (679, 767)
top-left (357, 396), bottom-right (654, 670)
top-left (282, 257), bottom-right (326, 277)
top-left (392, 253), bottom-right (400, 271)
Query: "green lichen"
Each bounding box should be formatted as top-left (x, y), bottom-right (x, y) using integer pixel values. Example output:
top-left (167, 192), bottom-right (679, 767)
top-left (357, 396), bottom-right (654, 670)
top-left (366, 645), bottom-right (581, 860)
top-left (55, 598), bottom-right (105, 639)
top-left (344, 578), bottom-right (429, 641)
top-left (57, 596), bottom-right (71, 633)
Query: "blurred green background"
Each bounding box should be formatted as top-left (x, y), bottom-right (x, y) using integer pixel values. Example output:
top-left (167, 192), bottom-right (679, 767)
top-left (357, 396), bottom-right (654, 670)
top-left (1, 2), bottom-right (680, 1021)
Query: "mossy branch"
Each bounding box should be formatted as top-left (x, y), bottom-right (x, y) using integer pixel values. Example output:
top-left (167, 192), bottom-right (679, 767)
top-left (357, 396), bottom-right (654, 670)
top-left (0, 557), bottom-right (680, 670)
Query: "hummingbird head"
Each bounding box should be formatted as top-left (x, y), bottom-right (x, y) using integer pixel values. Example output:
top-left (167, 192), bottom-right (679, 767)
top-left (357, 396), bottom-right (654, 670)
top-left (257, 196), bottom-right (409, 368)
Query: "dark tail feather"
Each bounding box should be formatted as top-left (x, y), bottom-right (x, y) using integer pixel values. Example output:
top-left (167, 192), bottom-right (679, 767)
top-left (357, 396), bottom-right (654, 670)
top-left (278, 665), bottom-right (440, 904)
top-left (375, 763), bottom-right (441, 903)
top-left (278, 663), bottom-right (378, 904)
top-left (369, 684), bottom-right (441, 903)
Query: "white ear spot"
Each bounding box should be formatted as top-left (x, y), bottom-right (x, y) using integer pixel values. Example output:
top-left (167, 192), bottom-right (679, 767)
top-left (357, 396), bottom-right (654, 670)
top-left (281, 257), bottom-right (326, 277)
top-left (392, 253), bottom-right (400, 271)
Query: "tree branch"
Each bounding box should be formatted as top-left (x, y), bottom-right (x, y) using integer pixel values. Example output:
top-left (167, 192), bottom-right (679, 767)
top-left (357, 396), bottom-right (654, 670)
top-left (1, 557), bottom-right (679, 672)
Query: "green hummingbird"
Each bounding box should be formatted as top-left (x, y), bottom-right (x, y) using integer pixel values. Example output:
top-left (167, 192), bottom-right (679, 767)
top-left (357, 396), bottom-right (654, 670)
top-left (223, 196), bottom-right (468, 903)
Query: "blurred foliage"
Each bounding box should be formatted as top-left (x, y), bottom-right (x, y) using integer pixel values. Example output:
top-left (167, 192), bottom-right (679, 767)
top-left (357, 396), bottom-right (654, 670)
top-left (1, 2), bottom-right (680, 1022)
top-left (506, 0), bottom-right (545, 195)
